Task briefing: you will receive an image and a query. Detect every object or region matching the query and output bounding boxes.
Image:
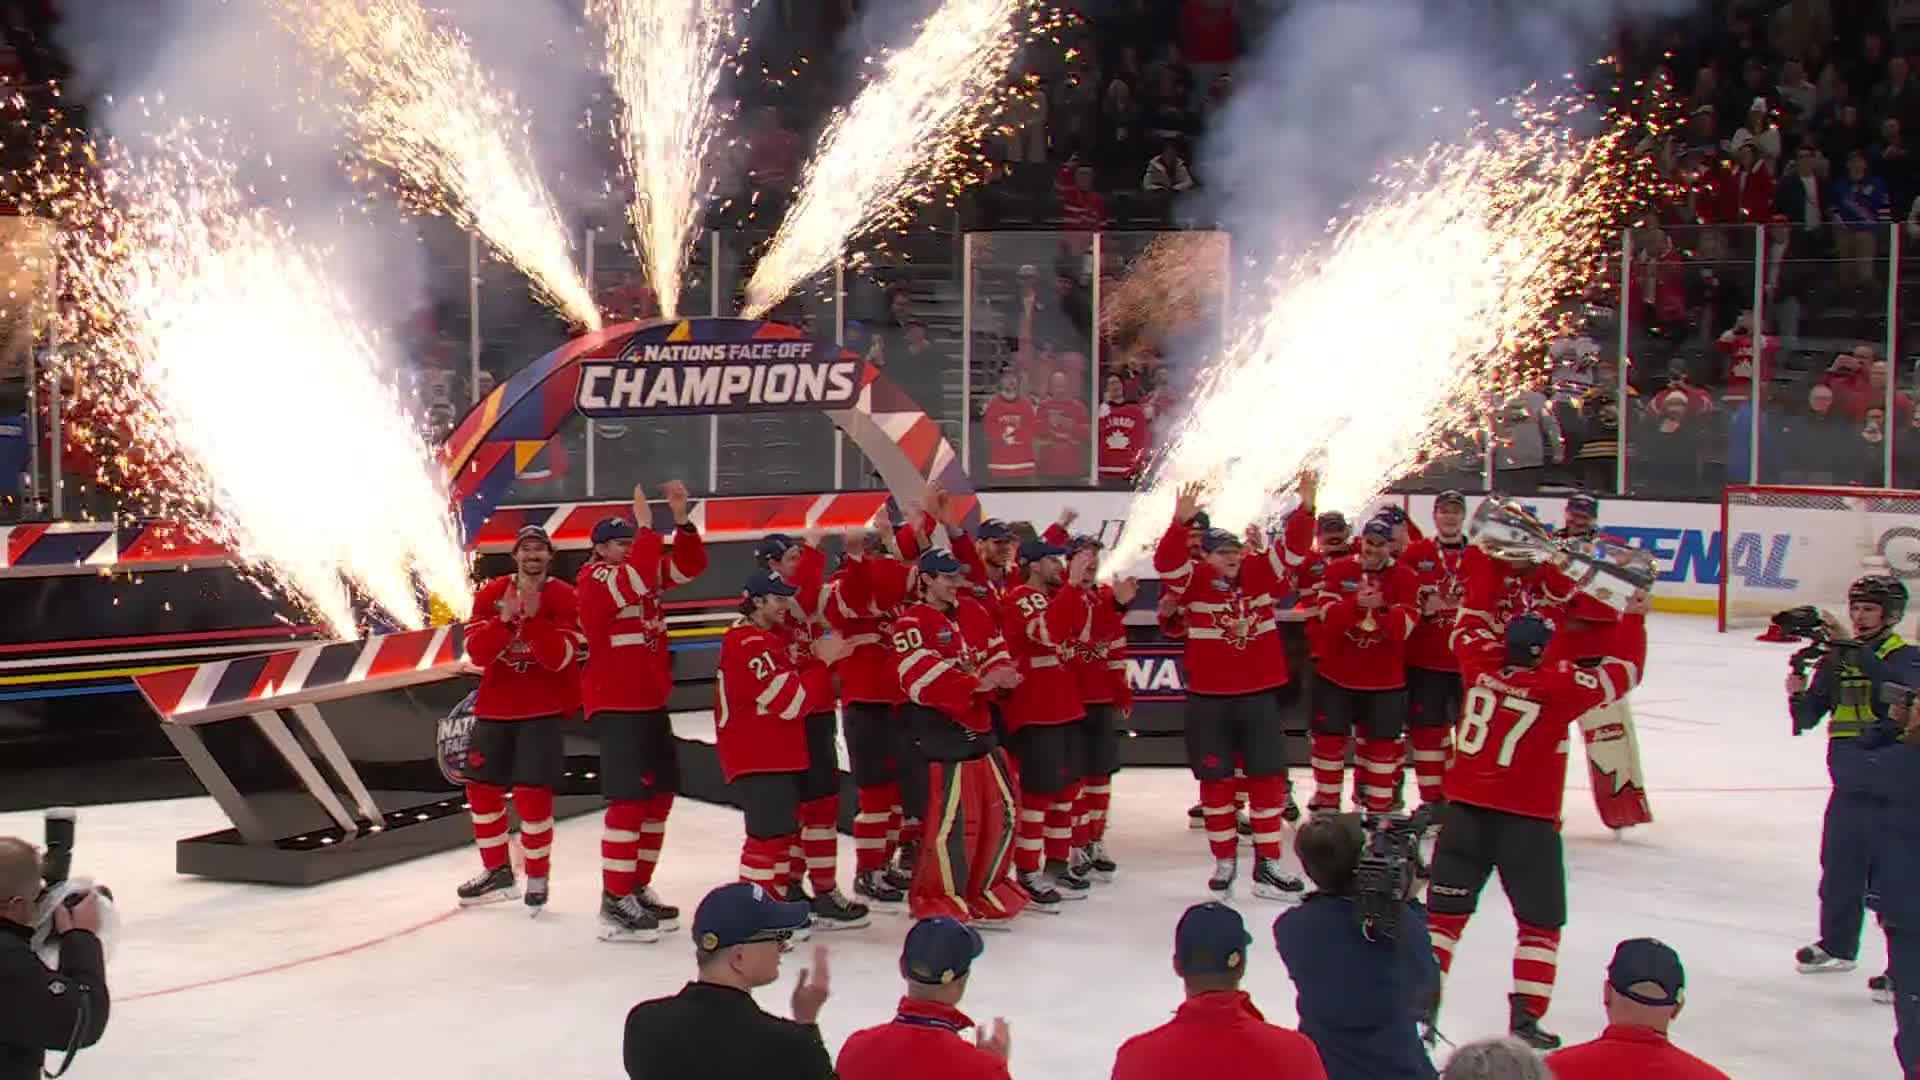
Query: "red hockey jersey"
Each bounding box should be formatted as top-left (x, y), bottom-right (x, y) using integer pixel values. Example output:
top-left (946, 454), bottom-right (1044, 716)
top-left (1035, 397), bottom-right (1091, 479)
top-left (575, 525), bottom-right (707, 714)
top-left (952, 530), bottom-right (1016, 606)
top-left (1278, 507), bottom-right (1341, 658)
top-left (824, 552), bottom-right (918, 705)
top-left (1098, 401), bottom-right (1151, 480)
top-left (1000, 582), bottom-right (1090, 730)
top-left (1058, 582), bottom-right (1133, 707)
top-left (714, 620), bottom-right (834, 780)
top-left (981, 395), bottom-right (1038, 480)
top-left (464, 576), bottom-right (582, 720)
top-left (1401, 536), bottom-right (1470, 673)
top-left (1446, 613), bottom-right (1647, 820)
top-left (1153, 519), bottom-right (1289, 695)
top-left (1313, 557), bottom-right (1418, 691)
top-left (893, 600), bottom-right (1005, 733)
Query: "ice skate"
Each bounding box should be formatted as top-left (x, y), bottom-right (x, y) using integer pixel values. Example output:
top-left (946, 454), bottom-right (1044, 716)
top-left (456, 865), bottom-right (518, 906)
top-left (808, 888), bottom-right (871, 930)
top-left (1508, 994), bottom-right (1560, 1051)
top-left (1018, 871), bottom-right (1063, 912)
top-left (1188, 803), bottom-right (1206, 830)
top-left (1208, 857), bottom-right (1237, 900)
top-left (1795, 944), bottom-right (1856, 973)
top-left (1251, 858), bottom-right (1305, 900)
top-left (636, 886), bottom-right (680, 931)
top-left (782, 882), bottom-right (811, 905)
top-left (1281, 790), bottom-right (1301, 823)
top-left (524, 876), bottom-right (549, 915)
top-left (1236, 810), bottom-right (1253, 838)
top-left (1085, 840), bottom-right (1118, 882)
top-left (853, 869), bottom-right (906, 906)
top-left (1870, 971), bottom-right (1895, 1004)
top-left (1046, 858), bottom-right (1090, 900)
top-left (598, 892), bottom-right (661, 944)
top-left (890, 840), bottom-right (918, 886)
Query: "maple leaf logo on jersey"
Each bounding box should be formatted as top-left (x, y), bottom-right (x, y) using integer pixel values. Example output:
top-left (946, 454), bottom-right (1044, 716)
top-left (501, 640), bottom-right (536, 673)
top-left (1105, 429), bottom-right (1131, 450)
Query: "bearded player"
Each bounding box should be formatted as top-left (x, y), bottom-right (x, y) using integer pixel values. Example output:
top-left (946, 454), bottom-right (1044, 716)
top-left (1399, 490), bottom-right (1471, 807)
top-left (1425, 589), bottom-right (1650, 1051)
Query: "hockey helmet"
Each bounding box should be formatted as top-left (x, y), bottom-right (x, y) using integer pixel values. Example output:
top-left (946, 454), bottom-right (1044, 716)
top-left (1505, 614), bottom-right (1554, 667)
top-left (1848, 574), bottom-right (1909, 623)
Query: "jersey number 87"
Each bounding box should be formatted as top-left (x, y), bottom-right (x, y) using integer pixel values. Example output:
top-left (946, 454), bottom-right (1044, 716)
top-left (1458, 670), bottom-right (1598, 767)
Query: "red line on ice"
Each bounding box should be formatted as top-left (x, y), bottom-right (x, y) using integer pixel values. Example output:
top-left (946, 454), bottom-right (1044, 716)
top-left (123, 909), bottom-right (460, 1002)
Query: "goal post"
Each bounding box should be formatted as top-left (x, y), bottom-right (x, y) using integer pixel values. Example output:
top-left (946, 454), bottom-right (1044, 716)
top-left (1719, 484), bottom-right (1918, 633)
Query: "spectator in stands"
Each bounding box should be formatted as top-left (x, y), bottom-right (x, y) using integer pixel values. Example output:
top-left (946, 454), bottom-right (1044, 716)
top-left (1634, 228), bottom-right (1692, 338)
top-left (980, 368), bottom-right (1038, 485)
top-left (1776, 58), bottom-right (1818, 133)
top-left (1036, 370), bottom-right (1091, 483)
top-left (1898, 400), bottom-right (1920, 487)
top-left (889, 322), bottom-right (949, 418)
top-left (1859, 406), bottom-right (1890, 484)
top-left (1572, 389), bottom-right (1619, 493)
top-left (1733, 98), bottom-right (1782, 166)
top-left (1783, 381), bottom-right (1854, 484)
top-left (1681, 105), bottom-right (1721, 159)
top-left (1849, 357), bottom-right (1916, 425)
top-left (1636, 390), bottom-right (1704, 495)
top-left (1179, 0), bottom-right (1240, 109)
top-left (1777, 143), bottom-right (1828, 251)
top-left (1143, 65), bottom-right (1195, 152)
top-left (1060, 162), bottom-right (1108, 237)
top-left (1875, 117), bottom-right (1919, 221)
top-left (1718, 134), bottom-right (1776, 223)
top-left (1871, 56), bottom-right (1920, 135)
top-left (1824, 101), bottom-right (1872, 166)
top-left (1823, 345), bottom-right (1873, 412)
top-left (1053, 270), bottom-right (1093, 345)
top-left (1098, 373), bottom-right (1150, 487)
top-left (1491, 388), bottom-right (1564, 493)
top-left (1716, 310), bottom-right (1779, 405)
top-left (1100, 57), bottom-right (1144, 184)
top-left (1143, 142), bottom-right (1196, 194)
top-left (746, 107), bottom-right (801, 209)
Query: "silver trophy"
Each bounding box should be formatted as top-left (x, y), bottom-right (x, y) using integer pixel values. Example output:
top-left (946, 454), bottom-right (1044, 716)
top-left (1467, 498), bottom-right (1657, 611)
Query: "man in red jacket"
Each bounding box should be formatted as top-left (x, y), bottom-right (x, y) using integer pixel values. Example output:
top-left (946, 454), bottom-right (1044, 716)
top-left (1399, 491), bottom-right (1471, 807)
top-left (1545, 939), bottom-right (1729, 1079)
top-left (893, 550), bottom-right (1027, 925)
top-left (1308, 518), bottom-right (1419, 817)
top-left (458, 525), bottom-right (581, 913)
top-left (577, 481), bottom-right (707, 943)
top-left (836, 917), bottom-right (1013, 1080)
top-left (1155, 484), bottom-right (1302, 900)
top-left (715, 570), bottom-right (868, 930)
top-left (1110, 901), bottom-right (1328, 1080)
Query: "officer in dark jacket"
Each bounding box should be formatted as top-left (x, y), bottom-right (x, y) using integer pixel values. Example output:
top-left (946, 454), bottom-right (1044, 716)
top-left (1787, 575), bottom-right (1920, 974)
top-left (1273, 815), bottom-right (1439, 1080)
top-left (623, 882), bottom-right (834, 1080)
top-left (0, 837), bottom-right (110, 1080)
top-left (1838, 685), bottom-right (1920, 1076)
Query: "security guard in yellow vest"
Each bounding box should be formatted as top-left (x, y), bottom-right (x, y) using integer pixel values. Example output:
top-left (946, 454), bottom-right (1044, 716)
top-left (1788, 575), bottom-right (1920, 981)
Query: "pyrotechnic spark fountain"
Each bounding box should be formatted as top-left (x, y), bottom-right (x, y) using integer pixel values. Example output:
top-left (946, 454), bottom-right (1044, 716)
top-left (591, 0), bottom-right (740, 319)
top-left (740, 0), bottom-right (1034, 317)
top-left (1104, 99), bottom-right (1664, 574)
top-left (49, 129), bottom-right (472, 636)
top-left (293, 0), bottom-right (600, 330)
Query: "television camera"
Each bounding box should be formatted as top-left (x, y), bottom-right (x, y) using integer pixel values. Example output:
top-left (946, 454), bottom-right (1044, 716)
top-left (1353, 805), bottom-right (1436, 942)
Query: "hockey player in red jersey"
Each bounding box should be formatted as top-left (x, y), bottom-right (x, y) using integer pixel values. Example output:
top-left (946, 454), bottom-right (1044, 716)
top-left (1055, 531), bottom-right (1138, 882)
top-left (715, 569), bottom-right (869, 930)
top-left (577, 481), bottom-right (707, 942)
top-left (1308, 518), bottom-right (1419, 816)
top-left (1001, 536), bottom-right (1094, 909)
top-left (458, 526), bottom-right (582, 913)
top-left (1425, 593), bottom-right (1649, 1051)
top-left (953, 518), bottom-right (1019, 603)
top-left (1155, 483), bottom-right (1304, 901)
top-left (1400, 490), bottom-right (1471, 807)
top-left (893, 550), bottom-right (1030, 926)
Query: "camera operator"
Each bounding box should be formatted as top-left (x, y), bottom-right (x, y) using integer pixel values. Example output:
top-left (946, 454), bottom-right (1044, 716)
top-left (1785, 575), bottom-right (1920, 977)
top-left (1273, 815), bottom-right (1440, 1080)
top-left (0, 837), bottom-right (110, 1080)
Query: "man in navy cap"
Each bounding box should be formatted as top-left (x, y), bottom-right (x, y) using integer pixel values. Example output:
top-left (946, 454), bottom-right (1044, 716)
top-left (954, 518), bottom-right (1019, 602)
top-left (1112, 902), bottom-right (1327, 1080)
top-left (1544, 938), bottom-right (1728, 1078)
top-left (1557, 493), bottom-right (1599, 542)
top-left (836, 917), bottom-right (1012, 1080)
top-left (622, 883), bottom-right (833, 1080)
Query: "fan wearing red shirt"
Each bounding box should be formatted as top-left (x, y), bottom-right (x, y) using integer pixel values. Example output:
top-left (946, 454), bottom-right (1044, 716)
top-left (457, 526), bottom-right (582, 912)
top-left (576, 481), bottom-right (708, 943)
top-left (1306, 519), bottom-right (1418, 816)
top-left (980, 369), bottom-right (1038, 482)
top-left (1400, 491), bottom-right (1472, 807)
top-left (1427, 598), bottom-right (1648, 1051)
top-left (892, 550), bottom-right (1028, 925)
top-left (1098, 374), bottom-right (1152, 484)
top-left (716, 570), bottom-right (869, 931)
top-left (1545, 937), bottom-right (1729, 1080)
top-left (1714, 313), bottom-right (1778, 403)
top-left (1154, 483), bottom-right (1303, 901)
top-left (1035, 372), bottom-right (1092, 482)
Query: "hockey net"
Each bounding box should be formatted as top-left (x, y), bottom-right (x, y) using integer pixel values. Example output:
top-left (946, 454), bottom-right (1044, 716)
top-left (1720, 484), bottom-right (1920, 633)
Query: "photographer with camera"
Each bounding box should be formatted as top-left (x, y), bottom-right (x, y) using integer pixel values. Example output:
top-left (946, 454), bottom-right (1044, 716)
top-left (0, 837), bottom-right (110, 1080)
top-left (1273, 814), bottom-right (1441, 1080)
top-left (1783, 575), bottom-right (1920, 980)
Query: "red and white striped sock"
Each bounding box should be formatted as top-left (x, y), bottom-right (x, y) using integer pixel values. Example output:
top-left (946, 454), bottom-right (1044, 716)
top-left (1357, 737), bottom-right (1404, 814)
top-left (1069, 783), bottom-right (1093, 850)
top-left (1247, 776), bottom-right (1287, 861)
top-left (513, 785), bottom-right (555, 879)
top-left (465, 783), bottom-right (511, 871)
top-left (1015, 792), bottom-right (1050, 873)
top-left (1513, 923), bottom-right (1562, 1019)
top-left (1084, 774), bottom-right (1113, 842)
top-left (1428, 910), bottom-right (1472, 974)
top-left (1409, 726), bottom-right (1451, 804)
top-left (634, 793), bottom-right (672, 888)
top-left (1309, 734), bottom-right (1351, 810)
top-left (853, 786), bottom-right (892, 874)
top-left (1232, 769), bottom-right (1249, 812)
top-left (883, 782), bottom-right (903, 862)
top-left (739, 835), bottom-right (783, 887)
top-left (800, 795), bottom-right (839, 893)
top-left (602, 798), bottom-right (644, 896)
top-left (1198, 778), bottom-right (1238, 859)
top-left (1045, 782), bottom-right (1081, 864)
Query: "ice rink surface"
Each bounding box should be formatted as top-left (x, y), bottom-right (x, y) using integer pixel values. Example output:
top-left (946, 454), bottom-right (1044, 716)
top-left (2, 613), bottom-right (1900, 1079)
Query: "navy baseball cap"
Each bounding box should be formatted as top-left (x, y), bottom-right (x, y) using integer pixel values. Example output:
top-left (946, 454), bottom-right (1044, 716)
top-left (1069, 533), bottom-right (1105, 554)
top-left (1567, 493), bottom-right (1600, 516)
top-left (901, 916), bottom-right (985, 985)
top-left (754, 533), bottom-right (796, 563)
top-left (1377, 505), bottom-right (1409, 525)
top-left (1608, 937), bottom-right (1685, 1007)
top-left (1316, 511), bottom-right (1349, 534)
top-left (1199, 528), bottom-right (1242, 553)
top-left (1019, 538), bottom-right (1069, 563)
top-left (917, 549), bottom-right (966, 576)
top-left (1435, 490), bottom-right (1467, 510)
top-left (591, 517), bottom-right (636, 544)
top-left (1360, 518), bottom-right (1395, 541)
top-left (692, 882), bottom-right (812, 953)
top-left (1174, 902), bottom-right (1252, 975)
top-left (744, 569), bottom-right (799, 598)
top-left (513, 525), bottom-right (553, 551)
top-left (976, 519), bottom-right (1014, 542)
